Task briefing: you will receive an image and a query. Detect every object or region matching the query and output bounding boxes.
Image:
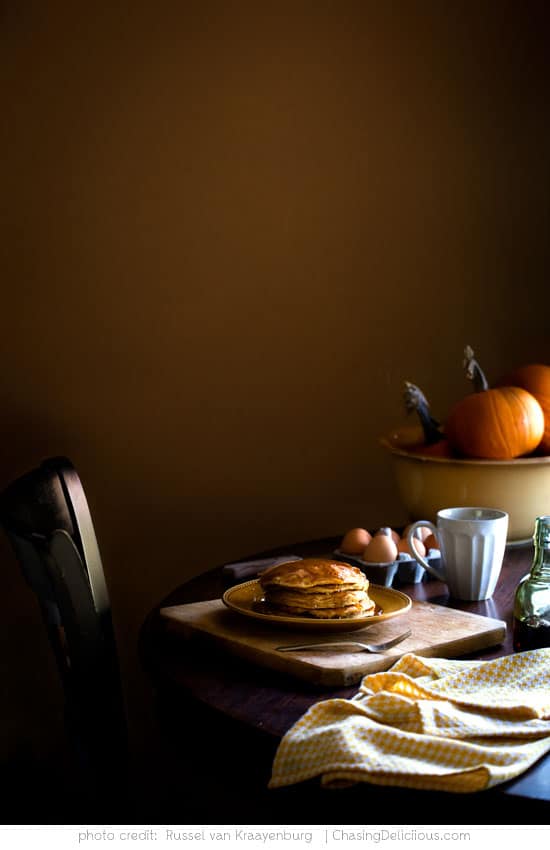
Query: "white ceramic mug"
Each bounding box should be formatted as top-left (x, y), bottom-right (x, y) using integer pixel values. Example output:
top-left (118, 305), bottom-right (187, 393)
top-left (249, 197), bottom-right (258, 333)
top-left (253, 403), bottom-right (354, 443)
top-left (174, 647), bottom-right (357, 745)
top-left (406, 507), bottom-right (509, 601)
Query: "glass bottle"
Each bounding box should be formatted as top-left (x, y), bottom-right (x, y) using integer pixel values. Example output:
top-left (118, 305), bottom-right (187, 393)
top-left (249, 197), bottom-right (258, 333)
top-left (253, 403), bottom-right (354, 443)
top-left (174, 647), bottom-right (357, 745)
top-left (513, 516), bottom-right (550, 652)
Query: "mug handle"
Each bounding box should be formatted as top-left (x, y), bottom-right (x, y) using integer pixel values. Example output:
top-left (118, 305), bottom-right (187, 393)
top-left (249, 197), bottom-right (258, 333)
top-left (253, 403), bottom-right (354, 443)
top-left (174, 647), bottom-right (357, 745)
top-left (406, 521), bottom-right (446, 583)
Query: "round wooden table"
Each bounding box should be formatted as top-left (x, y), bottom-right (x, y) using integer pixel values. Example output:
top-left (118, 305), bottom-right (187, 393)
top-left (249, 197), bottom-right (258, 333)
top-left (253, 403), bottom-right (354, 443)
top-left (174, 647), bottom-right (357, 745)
top-left (140, 537), bottom-right (550, 824)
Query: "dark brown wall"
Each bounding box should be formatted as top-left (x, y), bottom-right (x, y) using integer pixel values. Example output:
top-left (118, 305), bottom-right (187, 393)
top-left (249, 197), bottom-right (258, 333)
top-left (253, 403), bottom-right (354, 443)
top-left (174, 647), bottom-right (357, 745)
top-left (1, 2), bottom-right (549, 761)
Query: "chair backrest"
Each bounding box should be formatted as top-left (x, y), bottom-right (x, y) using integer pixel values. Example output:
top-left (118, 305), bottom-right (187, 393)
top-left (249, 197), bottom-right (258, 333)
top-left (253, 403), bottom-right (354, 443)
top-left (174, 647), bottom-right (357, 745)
top-left (0, 457), bottom-right (128, 798)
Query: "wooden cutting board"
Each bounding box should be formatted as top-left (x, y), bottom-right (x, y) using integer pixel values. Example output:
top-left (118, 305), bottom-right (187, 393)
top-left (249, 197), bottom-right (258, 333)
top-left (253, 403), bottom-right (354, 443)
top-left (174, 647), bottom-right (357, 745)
top-left (160, 599), bottom-right (506, 686)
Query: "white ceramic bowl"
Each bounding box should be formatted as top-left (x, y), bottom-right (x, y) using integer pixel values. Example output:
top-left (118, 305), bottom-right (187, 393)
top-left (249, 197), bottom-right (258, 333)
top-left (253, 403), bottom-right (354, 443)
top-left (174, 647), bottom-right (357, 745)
top-left (381, 432), bottom-right (550, 542)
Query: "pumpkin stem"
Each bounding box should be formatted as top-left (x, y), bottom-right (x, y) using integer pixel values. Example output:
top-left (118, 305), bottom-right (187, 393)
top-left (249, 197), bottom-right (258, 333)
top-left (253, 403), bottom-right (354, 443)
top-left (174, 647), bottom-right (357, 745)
top-left (463, 345), bottom-right (489, 392)
top-left (403, 381), bottom-right (443, 444)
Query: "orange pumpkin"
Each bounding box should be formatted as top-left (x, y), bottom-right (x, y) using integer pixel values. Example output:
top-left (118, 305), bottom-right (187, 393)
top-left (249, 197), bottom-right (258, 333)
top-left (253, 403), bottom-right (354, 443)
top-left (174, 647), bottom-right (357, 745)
top-left (497, 364), bottom-right (550, 454)
top-left (446, 385), bottom-right (544, 459)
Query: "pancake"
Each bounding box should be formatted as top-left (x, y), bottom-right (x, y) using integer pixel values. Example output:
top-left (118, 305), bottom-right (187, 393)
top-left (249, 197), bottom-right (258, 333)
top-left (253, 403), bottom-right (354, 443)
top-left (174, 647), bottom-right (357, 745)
top-left (259, 558), bottom-right (374, 619)
top-left (273, 598), bottom-right (376, 619)
top-left (266, 586), bottom-right (370, 610)
top-left (260, 558), bottom-right (368, 591)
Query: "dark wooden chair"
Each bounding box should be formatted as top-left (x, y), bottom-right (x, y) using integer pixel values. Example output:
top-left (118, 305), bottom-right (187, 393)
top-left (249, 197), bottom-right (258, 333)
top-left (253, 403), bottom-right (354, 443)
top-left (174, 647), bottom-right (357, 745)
top-left (0, 457), bottom-right (129, 821)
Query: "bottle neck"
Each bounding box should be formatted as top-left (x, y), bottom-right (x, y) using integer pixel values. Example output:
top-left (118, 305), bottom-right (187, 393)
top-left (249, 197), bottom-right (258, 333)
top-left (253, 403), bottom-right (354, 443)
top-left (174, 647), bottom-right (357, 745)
top-left (531, 545), bottom-right (550, 579)
top-left (531, 518), bottom-right (550, 579)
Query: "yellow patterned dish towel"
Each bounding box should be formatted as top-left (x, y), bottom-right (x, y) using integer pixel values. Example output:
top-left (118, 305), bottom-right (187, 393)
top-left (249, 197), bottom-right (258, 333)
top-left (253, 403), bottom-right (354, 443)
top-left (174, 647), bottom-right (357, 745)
top-left (269, 649), bottom-right (550, 793)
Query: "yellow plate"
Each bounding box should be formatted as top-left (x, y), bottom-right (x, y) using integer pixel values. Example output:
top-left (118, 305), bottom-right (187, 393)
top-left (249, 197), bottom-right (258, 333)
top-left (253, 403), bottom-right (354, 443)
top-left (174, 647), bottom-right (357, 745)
top-left (222, 579), bottom-right (412, 631)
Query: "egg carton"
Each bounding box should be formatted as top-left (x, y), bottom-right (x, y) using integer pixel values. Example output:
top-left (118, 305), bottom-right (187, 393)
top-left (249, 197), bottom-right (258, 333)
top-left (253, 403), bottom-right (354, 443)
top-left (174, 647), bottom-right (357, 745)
top-left (333, 548), bottom-right (441, 588)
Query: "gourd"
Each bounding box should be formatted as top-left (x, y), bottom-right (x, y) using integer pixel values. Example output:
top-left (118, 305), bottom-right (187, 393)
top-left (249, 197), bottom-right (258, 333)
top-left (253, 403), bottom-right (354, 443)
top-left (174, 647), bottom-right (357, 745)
top-left (497, 363), bottom-right (550, 455)
top-left (445, 346), bottom-right (545, 459)
top-left (401, 381), bottom-right (452, 457)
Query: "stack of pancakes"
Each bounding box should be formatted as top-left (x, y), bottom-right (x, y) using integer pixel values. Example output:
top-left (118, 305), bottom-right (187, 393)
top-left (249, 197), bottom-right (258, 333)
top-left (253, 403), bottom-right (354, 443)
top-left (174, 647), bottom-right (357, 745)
top-left (259, 558), bottom-right (375, 619)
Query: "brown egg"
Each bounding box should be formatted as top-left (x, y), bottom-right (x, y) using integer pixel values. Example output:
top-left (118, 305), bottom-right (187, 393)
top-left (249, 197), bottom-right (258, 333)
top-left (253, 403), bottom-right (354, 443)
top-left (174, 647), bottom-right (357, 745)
top-left (424, 533), bottom-right (440, 551)
top-left (363, 534), bottom-right (398, 564)
top-left (340, 527), bottom-right (372, 555)
top-left (374, 526), bottom-right (400, 545)
top-left (398, 537), bottom-right (426, 558)
top-left (403, 523), bottom-right (431, 542)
